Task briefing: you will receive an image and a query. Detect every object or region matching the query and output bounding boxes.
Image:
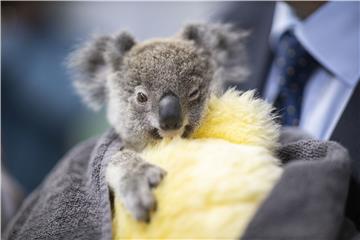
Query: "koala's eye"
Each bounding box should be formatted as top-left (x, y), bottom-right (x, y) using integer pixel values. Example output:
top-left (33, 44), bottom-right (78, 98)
top-left (136, 92), bottom-right (148, 103)
top-left (189, 88), bottom-right (200, 102)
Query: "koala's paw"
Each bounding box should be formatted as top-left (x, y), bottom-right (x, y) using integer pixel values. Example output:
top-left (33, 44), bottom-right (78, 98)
top-left (117, 163), bottom-right (166, 222)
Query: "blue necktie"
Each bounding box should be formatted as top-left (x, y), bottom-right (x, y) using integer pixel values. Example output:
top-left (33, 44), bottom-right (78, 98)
top-left (273, 30), bottom-right (318, 126)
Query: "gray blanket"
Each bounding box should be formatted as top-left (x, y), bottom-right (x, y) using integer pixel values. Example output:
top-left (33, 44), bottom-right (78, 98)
top-left (3, 128), bottom-right (359, 240)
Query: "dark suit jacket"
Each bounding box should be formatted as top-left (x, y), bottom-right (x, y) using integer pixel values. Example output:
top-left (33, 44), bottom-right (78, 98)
top-left (215, 1), bottom-right (360, 229)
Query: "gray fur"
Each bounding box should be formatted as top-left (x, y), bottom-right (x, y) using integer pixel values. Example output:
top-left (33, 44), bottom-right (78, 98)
top-left (67, 23), bottom-right (248, 222)
top-left (67, 32), bottom-right (136, 110)
top-left (180, 23), bottom-right (249, 93)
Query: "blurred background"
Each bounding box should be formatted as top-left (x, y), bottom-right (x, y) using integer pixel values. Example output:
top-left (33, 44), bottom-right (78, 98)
top-left (1, 1), bottom-right (223, 195)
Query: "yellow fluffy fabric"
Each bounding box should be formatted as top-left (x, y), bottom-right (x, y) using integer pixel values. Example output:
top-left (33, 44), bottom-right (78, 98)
top-left (112, 90), bottom-right (282, 239)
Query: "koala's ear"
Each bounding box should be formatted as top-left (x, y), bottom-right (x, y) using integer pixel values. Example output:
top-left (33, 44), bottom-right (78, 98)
top-left (67, 32), bottom-right (136, 110)
top-left (180, 23), bottom-right (249, 89)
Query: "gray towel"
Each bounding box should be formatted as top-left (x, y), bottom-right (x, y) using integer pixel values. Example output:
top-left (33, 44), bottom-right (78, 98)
top-left (242, 139), bottom-right (357, 240)
top-left (3, 128), bottom-right (359, 240)
top-left (3, 129), bottom-right (122, 240)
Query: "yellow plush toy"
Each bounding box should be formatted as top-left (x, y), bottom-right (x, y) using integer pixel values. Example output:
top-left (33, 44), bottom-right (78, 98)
top-left (112, 90), bottom-right (282, 239)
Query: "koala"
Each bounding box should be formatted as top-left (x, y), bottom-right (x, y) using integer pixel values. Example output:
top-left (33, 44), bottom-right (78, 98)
top-left (67, 23), bottom-right (248, 222)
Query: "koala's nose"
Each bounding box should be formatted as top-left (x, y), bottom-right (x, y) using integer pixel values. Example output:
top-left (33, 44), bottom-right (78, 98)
top-left (159, 93), bottom-right (183, 131)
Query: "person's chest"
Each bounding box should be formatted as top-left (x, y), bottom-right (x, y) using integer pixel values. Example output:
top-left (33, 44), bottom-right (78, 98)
top-left (263, 1), bottom-right (359, 141)
top-left (264, 66), bottom-right (357, 140)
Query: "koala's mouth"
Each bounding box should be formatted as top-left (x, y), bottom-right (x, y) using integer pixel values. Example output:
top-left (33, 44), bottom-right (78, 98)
top-left (158, 128), bottom-right (184, 138)
top-left (150, 124), bottom-right (192, 140)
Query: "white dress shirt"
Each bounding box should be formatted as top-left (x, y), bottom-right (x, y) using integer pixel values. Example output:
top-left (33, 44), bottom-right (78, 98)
top-left (263, 2), bottom-right (360, 140)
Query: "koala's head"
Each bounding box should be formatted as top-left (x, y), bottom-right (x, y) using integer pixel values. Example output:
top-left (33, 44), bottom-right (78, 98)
top-left (67, 23), bottom-right (247, 150)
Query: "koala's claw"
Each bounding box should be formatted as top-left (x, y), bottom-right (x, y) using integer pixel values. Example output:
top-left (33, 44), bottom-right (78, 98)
top-left (147, 166), bottom-right (166, 188)
top-left (121, 164), bottom-right (166, 222)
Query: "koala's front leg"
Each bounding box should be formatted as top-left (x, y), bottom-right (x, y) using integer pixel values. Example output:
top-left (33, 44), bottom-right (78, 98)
top-left (106, 149), bottom-right (166, 222)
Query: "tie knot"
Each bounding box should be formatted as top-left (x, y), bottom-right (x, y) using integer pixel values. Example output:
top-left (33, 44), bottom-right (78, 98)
top-left (275, 30), bottom-right (317, 74)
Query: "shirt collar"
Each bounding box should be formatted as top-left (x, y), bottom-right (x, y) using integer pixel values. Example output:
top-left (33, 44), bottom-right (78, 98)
top-left (271, 2), bottom-right (360, 86)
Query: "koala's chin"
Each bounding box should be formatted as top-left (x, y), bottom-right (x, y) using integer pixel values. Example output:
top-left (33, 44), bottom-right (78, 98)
top-left (149, 120), bottom-right (191, 140)
top-left (158, 127), bottom-right (185, 139)
top-left (159, 128), bottom-right (184, 138)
